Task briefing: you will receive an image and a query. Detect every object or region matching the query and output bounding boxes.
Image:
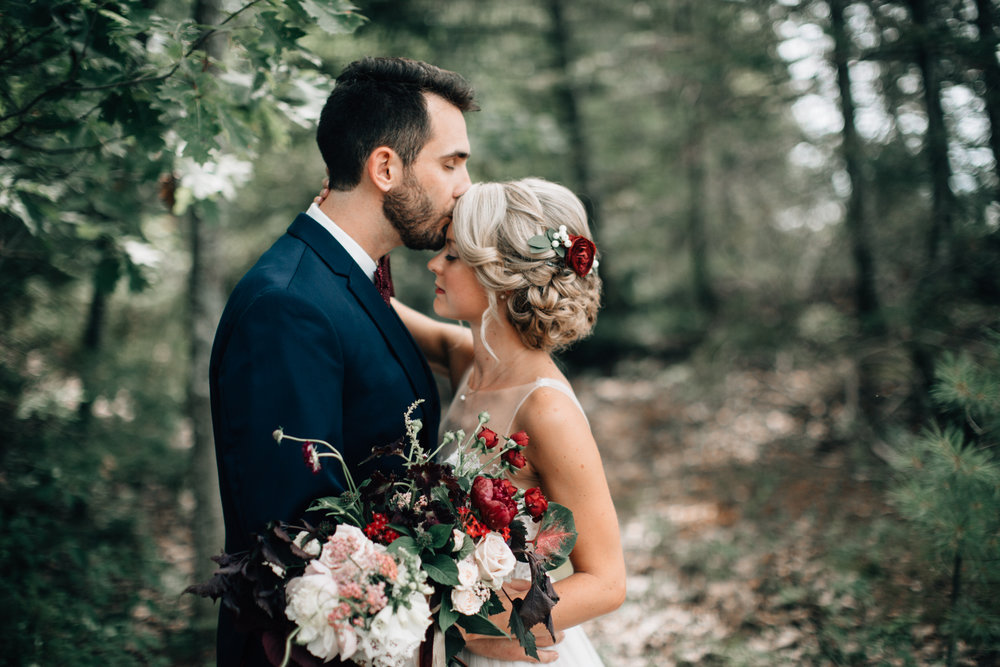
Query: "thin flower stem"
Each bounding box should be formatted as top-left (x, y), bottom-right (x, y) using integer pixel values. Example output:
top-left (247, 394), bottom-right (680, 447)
top-left (279, 626), bottom-right (301, 667)
top-left (279, 434), bottom-right (358, 495)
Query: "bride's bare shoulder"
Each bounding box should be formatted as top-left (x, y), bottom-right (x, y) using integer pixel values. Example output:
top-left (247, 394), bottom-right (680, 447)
top-left (517, 381), bottom-right (590, 437)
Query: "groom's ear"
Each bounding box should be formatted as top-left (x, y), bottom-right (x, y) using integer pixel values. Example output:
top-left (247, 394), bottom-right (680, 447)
top-left (366, 146), bottom-right (403, 194)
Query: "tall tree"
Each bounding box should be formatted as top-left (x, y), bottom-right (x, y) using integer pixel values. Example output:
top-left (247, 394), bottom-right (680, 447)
top-left (907, 0), bottom-right (958, 264)
top-left (830, 0), bottom-right (884, 337)
top-left (186, 0), bottom-right (226, 628)
top-left (973, 0), bottom-right (1000, 198)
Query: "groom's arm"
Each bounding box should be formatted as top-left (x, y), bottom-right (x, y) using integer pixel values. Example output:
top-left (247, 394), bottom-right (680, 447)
top-left (391, 298), bottom-right (472, 390)
top-left (216, 288), bottom-right (348, 545)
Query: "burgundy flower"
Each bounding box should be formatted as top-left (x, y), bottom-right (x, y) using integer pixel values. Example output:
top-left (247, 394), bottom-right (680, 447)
top-left (301, 442), bottom-right (321, 474)
top-left (470, 476), bottom-right (518, 531)
top-left (524, 487), bottom-right (548, 521)
top-left (566, 235), bottom-right (596, 276)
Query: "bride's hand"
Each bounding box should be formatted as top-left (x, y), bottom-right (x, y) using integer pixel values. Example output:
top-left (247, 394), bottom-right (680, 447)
top-left (313, 176), bottom-right (330, 205)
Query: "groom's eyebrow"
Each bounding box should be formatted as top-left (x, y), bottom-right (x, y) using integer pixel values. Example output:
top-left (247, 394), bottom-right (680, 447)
top-left (443, 150), bottom-right (469, 160)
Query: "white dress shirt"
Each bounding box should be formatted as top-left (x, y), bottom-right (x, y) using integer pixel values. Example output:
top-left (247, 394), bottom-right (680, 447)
top-left (305, 202), bottom-right (378, 282)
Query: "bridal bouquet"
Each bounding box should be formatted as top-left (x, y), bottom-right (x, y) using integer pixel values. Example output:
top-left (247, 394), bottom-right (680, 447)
top-left (187, 402), bottom-right (577, 667)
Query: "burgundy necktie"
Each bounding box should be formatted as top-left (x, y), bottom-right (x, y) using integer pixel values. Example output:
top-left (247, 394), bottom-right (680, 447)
top-left (374, 255), bottom-right (394, 304)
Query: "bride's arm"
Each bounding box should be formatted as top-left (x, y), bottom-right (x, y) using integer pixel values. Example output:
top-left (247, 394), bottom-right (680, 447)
top-left (391, 298), bottom-right (473, 390)
top-left (517, 387), bottom-right (627, 629)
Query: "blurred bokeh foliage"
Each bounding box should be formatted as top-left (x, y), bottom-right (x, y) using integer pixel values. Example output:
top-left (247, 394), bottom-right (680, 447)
top-left (2, 0), bottom-right (999, 664)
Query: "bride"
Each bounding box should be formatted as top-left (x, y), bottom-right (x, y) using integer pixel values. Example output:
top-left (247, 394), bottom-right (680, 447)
top-left (395, 178), bottom-right (626, 665)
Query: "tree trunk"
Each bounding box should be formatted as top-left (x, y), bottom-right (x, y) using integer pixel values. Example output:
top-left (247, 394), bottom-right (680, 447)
top-left (973, 0), bottom-right (1000, 200)
top-left (830, 0), bottom-right (884, 337)
top-left (909, 0), bottom-right (956, 264)
top-left (683, 115), bottom-right (718, 318)
top-left (545, 0), bottom-right (630, 331)
top-left (188, 0), bottom-right (226, 630)
top-left (907, 0), bottom-right (957, 397)
top-left (546, 0), bottom-right (596, 218)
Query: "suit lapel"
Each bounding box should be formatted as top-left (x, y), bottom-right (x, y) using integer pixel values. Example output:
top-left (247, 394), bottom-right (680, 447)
top-left (286, 215), bottom-right (440, 422)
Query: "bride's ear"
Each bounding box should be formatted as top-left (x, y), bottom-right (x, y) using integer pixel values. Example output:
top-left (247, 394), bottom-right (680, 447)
top-left (366, 147), bottom-right (403, 194)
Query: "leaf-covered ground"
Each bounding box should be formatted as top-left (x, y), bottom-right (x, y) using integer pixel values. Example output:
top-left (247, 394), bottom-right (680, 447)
top-left (572, 359), bottom-right (954, 666)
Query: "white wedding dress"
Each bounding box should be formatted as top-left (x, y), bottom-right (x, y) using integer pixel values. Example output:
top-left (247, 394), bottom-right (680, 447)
top-left (438, 371), bottom-right (606, 667)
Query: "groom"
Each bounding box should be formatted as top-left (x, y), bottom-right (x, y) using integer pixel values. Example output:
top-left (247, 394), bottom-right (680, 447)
top-left (209, 57), bottom-right (475, 667)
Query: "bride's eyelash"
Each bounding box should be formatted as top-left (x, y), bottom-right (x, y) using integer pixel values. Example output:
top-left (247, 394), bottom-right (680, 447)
top-left (444, 254), bottom-right (458, 262)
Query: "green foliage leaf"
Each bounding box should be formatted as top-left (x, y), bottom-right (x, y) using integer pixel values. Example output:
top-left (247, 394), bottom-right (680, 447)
top-left (507, 599), bottom-right (538, 660)
top-left (387, 535), bottom-right (420, 557)
top-left (297, 0), bottom-right (367, 35)
top-left (428, 521), bottom-right (454, 549)
top-left (437, 593), bottom-right (459, 632)
top-left (533, 502), bottom-right (577, 570)
top-left (422, 552), bottom-right (460, 585)
top-left (456, 611), bottom-right (507, 638)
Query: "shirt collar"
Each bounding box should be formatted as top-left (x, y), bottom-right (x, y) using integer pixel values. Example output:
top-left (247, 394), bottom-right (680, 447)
top-left (305, 202), bottom-right (378, 282)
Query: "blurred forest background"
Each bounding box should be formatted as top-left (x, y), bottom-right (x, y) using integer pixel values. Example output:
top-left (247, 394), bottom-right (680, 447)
top-left (2, 0), bottom-right (999, 665)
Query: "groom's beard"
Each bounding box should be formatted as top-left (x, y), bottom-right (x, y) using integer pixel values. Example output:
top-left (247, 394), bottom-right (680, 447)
top-left (384, 173), bottom-right (448, 251)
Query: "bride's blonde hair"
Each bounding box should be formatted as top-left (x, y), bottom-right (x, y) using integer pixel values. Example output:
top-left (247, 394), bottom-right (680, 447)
top-left (451, 178), bottom-right (601, 352)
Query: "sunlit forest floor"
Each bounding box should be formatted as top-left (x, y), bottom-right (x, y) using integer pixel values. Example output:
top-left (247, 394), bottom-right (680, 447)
top-left (574, 358), bottom-right (952, 667)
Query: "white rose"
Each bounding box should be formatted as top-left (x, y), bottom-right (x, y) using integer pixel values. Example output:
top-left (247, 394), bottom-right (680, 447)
top-left (359, 592), bottom-right (432, 666)
top-left (474, 532), bottom-right (516, 590)
top-left (452, 528), bottom-right (466, 552)
top-left (284, 572), bottom-right (341, 661)
top-left (451, 586), bottom-right (485, 615)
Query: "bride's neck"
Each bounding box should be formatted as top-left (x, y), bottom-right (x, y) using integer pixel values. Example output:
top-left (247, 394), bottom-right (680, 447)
top-left (468, 315), bottom-right (550, 391)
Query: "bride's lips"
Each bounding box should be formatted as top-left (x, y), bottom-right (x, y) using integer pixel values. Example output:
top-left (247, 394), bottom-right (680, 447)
top-left (434, 284), bottom-right (444, 295)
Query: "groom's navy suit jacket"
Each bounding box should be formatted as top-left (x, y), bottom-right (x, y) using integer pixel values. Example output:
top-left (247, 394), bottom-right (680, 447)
top-left (209, 214), bottom-right (440, 667)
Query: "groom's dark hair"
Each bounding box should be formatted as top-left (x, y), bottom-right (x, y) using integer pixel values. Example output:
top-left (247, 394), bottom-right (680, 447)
top-left (317, 57), bottom-right (477, 191)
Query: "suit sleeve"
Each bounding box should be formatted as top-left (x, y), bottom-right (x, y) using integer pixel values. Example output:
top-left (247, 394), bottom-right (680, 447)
top-left (214, 288), bottom-right (348, 546)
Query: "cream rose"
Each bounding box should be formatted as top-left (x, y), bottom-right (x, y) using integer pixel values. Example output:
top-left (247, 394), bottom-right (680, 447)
top-left (473, 532), bottom-right (516, 590)
top-left (456, 555), bottom-right (479, 588)
top-left (451, 586), bottom-right (485, 615)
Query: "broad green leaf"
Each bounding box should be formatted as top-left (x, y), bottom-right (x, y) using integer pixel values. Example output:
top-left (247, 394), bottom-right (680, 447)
top-left (298, 0), bottom-right (367, 35)
top-left (437, 594), bottom-right (458, 632)
top-left (428, 522), bottom-right (454, 549)
top-left (387, 536), bottom-right (420, 559)
top-left (533, 502), bottom-right (577, 570)
top-left (423, 553), bottom-right (459, 585)
top-left (456, 611), bottom-right (508, 638)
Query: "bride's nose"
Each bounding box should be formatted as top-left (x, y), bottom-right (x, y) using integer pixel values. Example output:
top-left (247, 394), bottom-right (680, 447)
top-left (427, 252), bottom-right (443, 274)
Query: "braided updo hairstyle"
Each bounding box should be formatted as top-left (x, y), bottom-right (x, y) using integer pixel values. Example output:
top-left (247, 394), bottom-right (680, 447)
top-left (450, 178), bottom-right (601, 352)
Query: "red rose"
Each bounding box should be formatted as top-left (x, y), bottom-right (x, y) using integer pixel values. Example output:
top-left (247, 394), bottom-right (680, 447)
top-left (509, 431), bottom-right (529, 449)
top-left (566, 235), bottom-right (596, 276)
top-left (523, 487), bottom-right (548, 520)
top-left (502, 448), bottom-right (527, 469)
top-left (478, 427), bottom-right (500, 449)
